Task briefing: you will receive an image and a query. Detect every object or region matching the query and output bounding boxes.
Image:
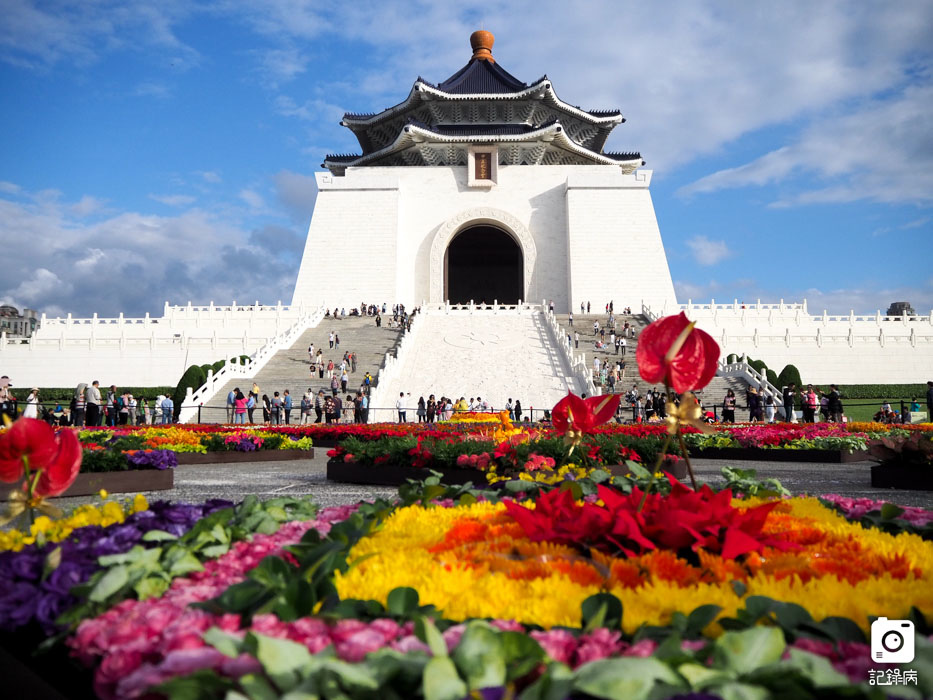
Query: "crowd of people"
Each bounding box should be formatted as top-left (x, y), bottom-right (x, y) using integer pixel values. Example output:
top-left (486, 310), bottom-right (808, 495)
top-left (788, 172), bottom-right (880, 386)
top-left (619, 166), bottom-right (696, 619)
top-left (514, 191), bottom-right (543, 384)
top-left (392, 394), bottom-right (527, 423)
top-left (0, 376), bottom-right (177, 427)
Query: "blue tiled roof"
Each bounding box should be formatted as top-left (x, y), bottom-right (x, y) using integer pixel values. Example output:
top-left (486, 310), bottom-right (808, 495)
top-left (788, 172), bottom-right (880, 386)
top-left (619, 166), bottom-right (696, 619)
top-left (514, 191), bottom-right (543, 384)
top-left (434, 58), bottom-right (528, 94)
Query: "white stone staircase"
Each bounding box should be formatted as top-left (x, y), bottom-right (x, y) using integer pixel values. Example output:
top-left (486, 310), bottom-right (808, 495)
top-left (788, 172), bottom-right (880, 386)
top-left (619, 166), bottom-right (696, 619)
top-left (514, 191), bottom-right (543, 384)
top-left (370, 308), bottom-right (585, 420)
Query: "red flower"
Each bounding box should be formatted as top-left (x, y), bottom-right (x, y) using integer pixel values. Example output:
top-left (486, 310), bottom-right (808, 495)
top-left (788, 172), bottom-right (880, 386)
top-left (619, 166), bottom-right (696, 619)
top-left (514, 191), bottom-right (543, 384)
top-left (0, 419), bottom-right (81, 496)
top-left (636, 312), bottom-right (719, 393)
top-left (552, 393), bottom-right (621, 437)
top-left (505, 476), bottom-right (790, 561)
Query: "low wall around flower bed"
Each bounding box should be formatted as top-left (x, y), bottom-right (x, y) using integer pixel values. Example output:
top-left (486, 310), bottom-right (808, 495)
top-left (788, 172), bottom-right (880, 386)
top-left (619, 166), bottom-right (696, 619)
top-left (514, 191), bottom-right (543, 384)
top-left (0, 469), bottom-right (174, 500)
top-left (326, 459), bottom-right (687, 486)
top-left (871, 466), bottom-right (933, 491)
top-left (688, 446), bottom-right (868, 463)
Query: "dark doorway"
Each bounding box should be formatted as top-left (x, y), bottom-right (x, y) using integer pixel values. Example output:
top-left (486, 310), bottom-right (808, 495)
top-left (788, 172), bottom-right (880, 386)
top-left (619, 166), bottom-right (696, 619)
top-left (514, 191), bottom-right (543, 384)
top-left (445, 225), bottom-right (522, 304)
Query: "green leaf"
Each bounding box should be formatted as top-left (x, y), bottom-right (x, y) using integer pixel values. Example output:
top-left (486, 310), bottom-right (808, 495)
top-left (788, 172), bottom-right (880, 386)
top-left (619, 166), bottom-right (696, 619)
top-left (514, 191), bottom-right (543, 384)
top-left (784, 648), bottom-right (849, 687)
top-left (167, 550), bottom-right (205, 576)
top-left (134, 576), bottom-right (170, 600)
top-left (799, 616), bottom-right (866, 643)
top-left (457, 492), bottom-right (477, 506)
top-left (238, 673), bottom-right (278, 700)
top-left (500, 630), bottom-right (546, 680)
top-left (451, 622), bottom-right (505, 690)
top-left (518, 661), bottom-right (574, 700)
top-left (686, 604), bottom-right (722, 636)
top-left (714, 627), bottom-right (786, 676)
top-left (153, 669), bottom-right (235, 700)
top-left (89, 565), bottom-right (129, 602)
top-left (572, 657), bottom-right (682, 700)
top-left (416, 618), bottom-right (449, 658)
top-left (247, 632), bottom-right (312, 692)
top-left (677, 662), bottom-right (734, 689)
top-left (142, 529), bottom-right (179, 542)
top-left (422, 656), bottom-right (468, 700)
top-left (387, 587), bottom-right (420, 616)
top-left (713, 681), bottom-right (769, 700)
top-left (581, 593), bottom-right (623, 631)
top-left (880, 503), bottom-right (905, 520)
top-left (200, 544), bottom-right (230, 559)
top-left (627, 463), bottom-right (651, 479)
top-left (203, 627), bottom-right (244, 658)
top-left (772, 602), bottom-right (812, 633)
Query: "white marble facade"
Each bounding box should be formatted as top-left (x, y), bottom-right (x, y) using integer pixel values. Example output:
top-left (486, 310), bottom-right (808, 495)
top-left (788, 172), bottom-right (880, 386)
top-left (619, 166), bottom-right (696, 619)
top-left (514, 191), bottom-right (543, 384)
top-left (291, 163), bottom-right (677, 314)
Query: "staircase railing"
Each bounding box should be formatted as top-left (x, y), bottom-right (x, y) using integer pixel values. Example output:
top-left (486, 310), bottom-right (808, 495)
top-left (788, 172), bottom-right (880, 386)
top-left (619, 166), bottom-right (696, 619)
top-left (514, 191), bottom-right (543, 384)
top-left (544, 309), bottom-right (597, 396)
top-left (716, 356), bottom-right (783, 408)
top-left (368, 313), bottom-right (425, 412)
top-left (179, 305), bottom-right (326, 422)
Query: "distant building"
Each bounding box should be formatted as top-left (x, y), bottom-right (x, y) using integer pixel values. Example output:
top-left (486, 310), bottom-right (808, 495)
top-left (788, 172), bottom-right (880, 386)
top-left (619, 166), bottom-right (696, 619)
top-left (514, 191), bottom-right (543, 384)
top-left (886, 301), bottom-right (916, 316)
top-left (0, 305), bottom-right (40, 337)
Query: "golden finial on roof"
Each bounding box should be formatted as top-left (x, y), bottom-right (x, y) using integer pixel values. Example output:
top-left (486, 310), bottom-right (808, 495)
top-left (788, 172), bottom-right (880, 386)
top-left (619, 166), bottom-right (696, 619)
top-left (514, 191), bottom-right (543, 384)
top-left (470, 30), bottom-right (495, 63)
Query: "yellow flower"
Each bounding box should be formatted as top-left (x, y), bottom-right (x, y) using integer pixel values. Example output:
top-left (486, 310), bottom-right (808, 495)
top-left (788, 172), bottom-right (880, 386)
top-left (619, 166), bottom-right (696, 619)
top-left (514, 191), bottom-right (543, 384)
top-left (99, 489), bottom-right (109, 499)
top-left (334, 498), bottom-right (933, 635)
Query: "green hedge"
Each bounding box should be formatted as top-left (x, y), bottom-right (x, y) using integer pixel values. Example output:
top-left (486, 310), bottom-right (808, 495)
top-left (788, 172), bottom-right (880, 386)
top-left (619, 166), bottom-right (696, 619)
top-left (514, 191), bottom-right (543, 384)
top-left (172, 365), bottom-right (206, 420)
top-left (777, 365), bottom-right (802, 389)
top-left (835, 384), bottom-right (928, 399)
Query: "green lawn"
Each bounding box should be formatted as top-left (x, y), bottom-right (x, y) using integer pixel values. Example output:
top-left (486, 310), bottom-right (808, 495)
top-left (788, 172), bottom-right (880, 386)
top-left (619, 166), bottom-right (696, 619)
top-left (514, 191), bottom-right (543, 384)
top-left (843, 399), bottom-right (927, 423)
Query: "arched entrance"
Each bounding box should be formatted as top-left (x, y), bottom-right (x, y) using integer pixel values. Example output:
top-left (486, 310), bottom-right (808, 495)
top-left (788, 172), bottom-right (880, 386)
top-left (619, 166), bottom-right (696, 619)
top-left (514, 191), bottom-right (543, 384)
top-left (444, 225), bottom-right (523, 304)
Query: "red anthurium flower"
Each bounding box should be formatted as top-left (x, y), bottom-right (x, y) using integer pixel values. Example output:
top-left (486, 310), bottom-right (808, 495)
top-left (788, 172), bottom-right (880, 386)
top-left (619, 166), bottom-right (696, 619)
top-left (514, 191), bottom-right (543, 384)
top-left (0, 418), bottom-right (60, 482)
top-left (505, 476), bottom-right (790, 561)
top-left (636, 312), bottom-right (720, 393)
top-left (552, 393), bottom-right (621, 438)
top-left (33, 428), bottom-right (82, 497)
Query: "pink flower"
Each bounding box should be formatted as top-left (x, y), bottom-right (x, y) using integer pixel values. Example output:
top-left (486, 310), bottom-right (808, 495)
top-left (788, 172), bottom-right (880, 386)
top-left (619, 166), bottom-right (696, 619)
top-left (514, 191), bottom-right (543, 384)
top-left (392, 635), bottom-right (431, 654)
top-left (368, 618), bottom-right (403, 643)
top-left (575, 628), bottom-right (625, 665)
top-left (623, 639), bottom-right (658, 658)
top-left (94, 650), bottom-right (143, 700)
top-left (443, 624), bottom-right (467, 651)
top-left (489, 619), bottom-right (525, 632)
top-left (530, 628), bottom-right (577, 665)
top-left (456, 454), bottom-right (472, 467)
top-left (335, 628), bottom-right (389, 662)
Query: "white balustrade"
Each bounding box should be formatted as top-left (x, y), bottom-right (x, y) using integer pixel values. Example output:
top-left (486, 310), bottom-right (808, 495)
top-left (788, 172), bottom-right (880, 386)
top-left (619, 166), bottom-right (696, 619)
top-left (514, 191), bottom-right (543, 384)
top-left (178, 306), bottom-right (326, 423)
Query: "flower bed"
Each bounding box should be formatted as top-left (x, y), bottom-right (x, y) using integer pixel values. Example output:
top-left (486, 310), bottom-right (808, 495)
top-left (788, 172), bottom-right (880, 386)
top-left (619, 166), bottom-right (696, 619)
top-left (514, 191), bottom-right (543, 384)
top-left (4, 476), bottom-right (927, 699)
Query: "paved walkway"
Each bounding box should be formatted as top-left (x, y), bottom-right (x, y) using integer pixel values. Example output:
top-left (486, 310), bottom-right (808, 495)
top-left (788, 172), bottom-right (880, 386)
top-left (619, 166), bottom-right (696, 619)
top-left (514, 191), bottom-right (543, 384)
top-left (47, 452), bottom-right (933, 512)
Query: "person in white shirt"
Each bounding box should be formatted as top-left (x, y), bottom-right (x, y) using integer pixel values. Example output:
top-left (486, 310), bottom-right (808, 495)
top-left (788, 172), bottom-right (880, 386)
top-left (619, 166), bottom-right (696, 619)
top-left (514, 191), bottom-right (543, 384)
top-left (154, 394), bottom-right (164, 423)
top-left (23, 388), bottom-right (39, 419)
top-left (396, 392), bottom-right (407, 422)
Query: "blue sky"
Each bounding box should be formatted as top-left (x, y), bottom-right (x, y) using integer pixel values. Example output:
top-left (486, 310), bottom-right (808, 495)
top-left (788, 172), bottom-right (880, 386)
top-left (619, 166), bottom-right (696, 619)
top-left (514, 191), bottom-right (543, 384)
top-left (1, 0), bottom-right (931, 318)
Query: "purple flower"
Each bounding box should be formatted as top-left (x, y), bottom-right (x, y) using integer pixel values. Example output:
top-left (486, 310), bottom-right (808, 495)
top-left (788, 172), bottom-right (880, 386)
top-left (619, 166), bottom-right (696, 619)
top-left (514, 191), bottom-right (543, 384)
top-left (0, 498), bottom-right (234, 634)
top-left (126, 450), bottom-right (178, 470)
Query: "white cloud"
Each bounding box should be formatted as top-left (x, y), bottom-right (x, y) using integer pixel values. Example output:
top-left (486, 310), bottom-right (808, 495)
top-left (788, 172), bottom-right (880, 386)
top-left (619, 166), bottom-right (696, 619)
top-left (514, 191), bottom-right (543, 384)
top-left (0, 181), bottom-right (21, 194)
top-left (272, 170), bottom-right (317, 221)
top-left (69, 195), bottom-right (107, 217)
top-left (685, 236), bottom-right (732, 266)
top-left (902, 217), bottom-right (931, 230)
top-left (238, 188), bottom-right (265, 210)
top-left (149, 193), bottom-right (196, 207)
top-left (197, 171), bottom-right (221, 183)
top-left (253, 47), bottom-right (309, 86)
top-left (0, 187), bottom-right (300, 316)
top-left (0, 1), bottom-right (199, 69)
top-left (678, 83), bottom-right (933, 206)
